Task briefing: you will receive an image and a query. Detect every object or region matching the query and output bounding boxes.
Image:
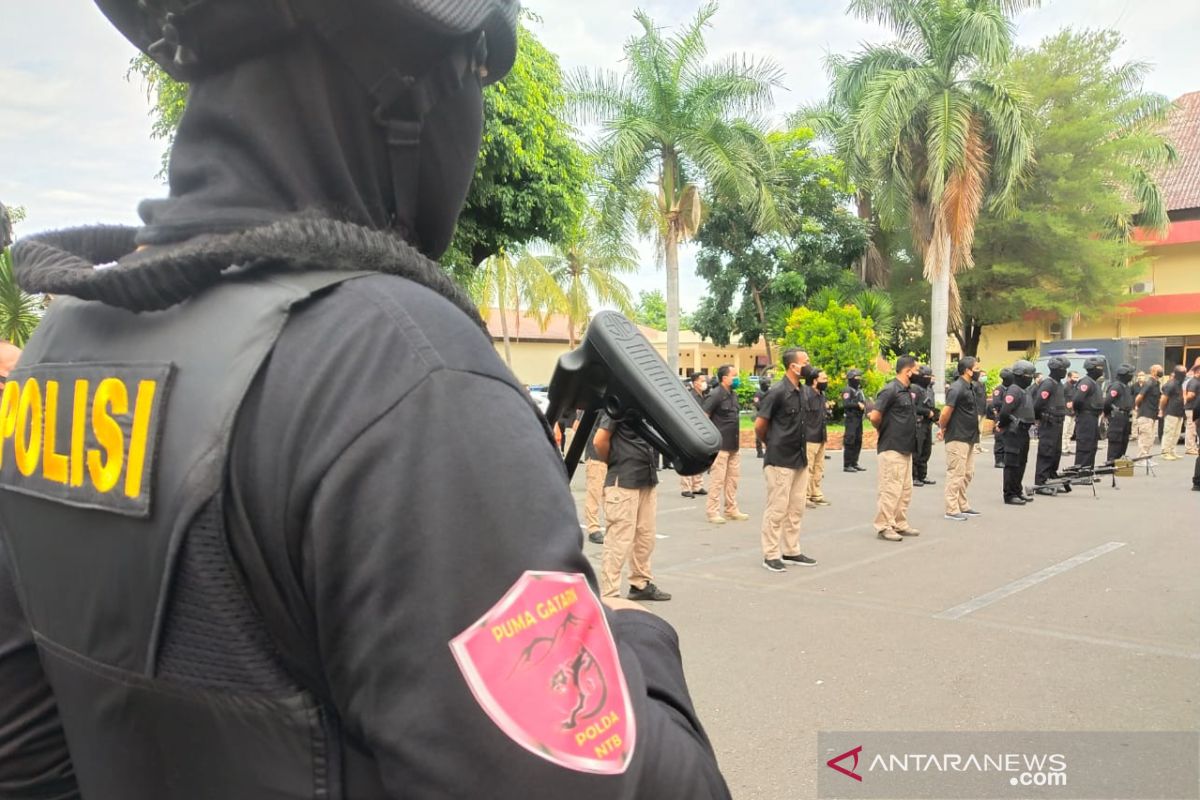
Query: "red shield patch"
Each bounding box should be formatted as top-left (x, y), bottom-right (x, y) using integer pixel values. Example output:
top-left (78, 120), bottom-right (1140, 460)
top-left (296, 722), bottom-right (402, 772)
top-left (450, 572), bottom-right (635, 775)
top-left (842, 392), bottom-right (850, 399)
top-left (1111, 390), bottom-right (1118, 397)
top-left (1080, 384), bottom-right (1089, 392)
top-left (1005, 395), bottom-right (1015, 404)
top-left (1040, 390), bottom-right (1050, 399)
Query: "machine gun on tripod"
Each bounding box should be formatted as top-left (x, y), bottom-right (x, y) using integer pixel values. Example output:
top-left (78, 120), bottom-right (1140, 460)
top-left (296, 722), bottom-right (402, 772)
top-left (1029, 453), bottom-right (1159, 498)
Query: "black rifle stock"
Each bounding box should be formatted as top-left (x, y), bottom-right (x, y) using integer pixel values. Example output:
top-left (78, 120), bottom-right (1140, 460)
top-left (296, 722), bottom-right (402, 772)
top-left (546, 311), bottom-right (722, 480)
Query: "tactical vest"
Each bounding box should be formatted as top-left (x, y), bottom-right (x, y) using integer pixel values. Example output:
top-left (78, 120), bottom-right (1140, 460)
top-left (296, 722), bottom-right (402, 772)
top-left (0, 268), bottom-right (388, 799)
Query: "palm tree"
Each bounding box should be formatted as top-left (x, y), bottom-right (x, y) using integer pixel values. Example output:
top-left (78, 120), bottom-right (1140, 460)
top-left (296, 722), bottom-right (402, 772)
top-left (833, 0), bottom-right (1037, 399)
top-left (467, 249), bottom-right (566, 368)
top-left (530, 210), bottom-right (638, 348)
top-left (0, 247), bottom-right (42, 347)
top-left (570, 0), bottom-right (783, 375)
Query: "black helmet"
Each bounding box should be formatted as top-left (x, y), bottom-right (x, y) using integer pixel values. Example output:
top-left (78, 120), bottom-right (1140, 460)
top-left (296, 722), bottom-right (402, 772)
top-left (95, 0), bottom-right (519, 85)
top-left (918, 365), bottom-right (934, 377)
top-left (1012, 360), bottom-right (1036, 379)
top-left (999, 368), bottom-right (1014, 385)
top-left (1083, 356), bottom-right (1105, 373)
top-left (846, 368), bottom-right (863, 380)
top-left (1116, 363), bottom-right (1136, 383)
top-left (1047, 356), bottom-right (1071, 372)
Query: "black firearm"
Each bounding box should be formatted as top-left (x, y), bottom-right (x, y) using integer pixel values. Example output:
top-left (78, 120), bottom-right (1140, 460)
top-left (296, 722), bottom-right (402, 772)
top-left (545, 311), bottom-right (721, 481)
top-left (1029, 453), bottom-right (1159, 496)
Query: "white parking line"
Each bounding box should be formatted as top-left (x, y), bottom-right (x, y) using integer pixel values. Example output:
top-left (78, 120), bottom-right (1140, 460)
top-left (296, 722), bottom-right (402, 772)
top-left (934, 541), bottom-right (1127, 620)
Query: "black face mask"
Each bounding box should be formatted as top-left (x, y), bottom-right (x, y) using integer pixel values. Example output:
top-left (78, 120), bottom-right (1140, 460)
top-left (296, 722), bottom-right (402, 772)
top-left (816, 381), bottom-right (828, 393)
top-left (848, 378), bottom-right (861, 388)
top-left (1087, 368), bottom-right (1104, 380)
top-left (1049, 368), bottom-right (1067, 381)
top-left (1015, 374), bottom-right (1033, 389)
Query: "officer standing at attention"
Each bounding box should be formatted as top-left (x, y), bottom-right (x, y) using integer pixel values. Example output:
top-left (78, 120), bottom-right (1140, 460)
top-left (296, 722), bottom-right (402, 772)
top-left (594, 415), bottom-right (672, 603)
top-left (997, 361), bottom-right (1038, 505)
top-left (1031, 356), bottom-right (1070, 496)
top-left (842, 369), bottom-right (867, 473)
top-left (1072, 357), bottom-right (1106, 471)
top-left (869, 355), bottom-right (922, 542)
top-left (1104, 363), bottom-right (1136, 463)
top-left (755, 348), bottom-right (817, 572)
top-left (938, 357), bottom-right (981, 520)
top-left (989, 368), bottom-right (1013, 468)
top-left (1159, 365), bottom-right (1189, 461)
top-left (1134, 364), bottom-right (1164, 462)
top-left (803, 368), bottom-right (832, 507)
top-left (753, 377), bottom-right (772, 458)
top-left (1062, 371), bottom-right (1080, 456)
top-left (1184, 364), bottom-right (1200, 456)
top-left (702, 366), bottom-right (750, 525)
top-left (681, 373), bottom-right (708, 497)
top-left (911, 365), bottom-right (938, 487)
top-left (0, 2), bottom-right (731, 797)
top-left (583, 429), bottom-right (608, 545)
top-left (972, 366), bottom-right (989, 456)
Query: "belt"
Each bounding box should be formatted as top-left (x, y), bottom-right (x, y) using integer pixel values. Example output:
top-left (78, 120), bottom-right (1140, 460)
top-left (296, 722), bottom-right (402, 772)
top-left (1017, 420), bottom-right (1034, 428)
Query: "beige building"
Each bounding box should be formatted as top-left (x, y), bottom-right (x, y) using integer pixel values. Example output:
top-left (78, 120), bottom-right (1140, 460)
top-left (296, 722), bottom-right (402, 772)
top-left (484, 309), bottom-right (771, 385)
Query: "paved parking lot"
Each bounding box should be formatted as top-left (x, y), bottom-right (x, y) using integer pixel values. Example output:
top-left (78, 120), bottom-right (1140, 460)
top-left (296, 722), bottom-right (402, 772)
top-left (570, 440), bottom-right (1200, 799)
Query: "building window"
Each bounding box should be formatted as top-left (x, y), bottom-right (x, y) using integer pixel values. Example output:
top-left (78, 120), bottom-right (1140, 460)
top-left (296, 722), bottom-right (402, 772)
top-left (1007, 340), bottom-right (1036, 352)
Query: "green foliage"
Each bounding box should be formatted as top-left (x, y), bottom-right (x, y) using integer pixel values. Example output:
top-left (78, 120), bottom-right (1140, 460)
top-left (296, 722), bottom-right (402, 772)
top-left (128, 28), bottom-right (589, 271)
top-left (691, 128), bottom-right (867, 355)
top-left (778, 300), bottom-right (884, 417)
top-left (735, 372), bottom-right (757, 409)
top-left (633, 290), bottom-right (668, 330)
top-left (959, 29), bottom-right (1175, 339)
top-left (0, 247), bottom-right (43, 347)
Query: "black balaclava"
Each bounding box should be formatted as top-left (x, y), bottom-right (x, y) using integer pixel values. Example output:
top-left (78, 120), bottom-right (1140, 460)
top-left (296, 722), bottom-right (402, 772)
top-left (1086, 366), bottom-right (1104, 381)
top-left (138, 29), bottom-right (483, 259)
top-left (1015, 373), bottom-right (1033, 389)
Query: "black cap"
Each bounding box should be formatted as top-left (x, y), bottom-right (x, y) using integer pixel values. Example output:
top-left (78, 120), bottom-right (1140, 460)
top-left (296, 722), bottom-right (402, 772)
top-left (1116, 363), bottom-right (1136, 382)
top-left (847, 368), bottom-right (863, 380)
top-left (1012, 360), bottom-right (1036, 378)
top-left (918, 365), bottom-right (934, 377)
top-left (1047, 356), bottom-right (1071, 371)
top-left (1083, 356), bottom-right (1105, 372)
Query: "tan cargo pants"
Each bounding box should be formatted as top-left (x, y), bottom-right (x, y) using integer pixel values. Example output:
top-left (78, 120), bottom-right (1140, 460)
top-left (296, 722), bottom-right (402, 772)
top-left (805, 441), bottom-right (827, 501)
top-left (601, 484), bottom-right (657, 598)
top-left (706, 450), bottom-right (742, 518)
top-left (1186, 413), bottom-right (1198, 453)
top-left (944, 441), bottom-right (976, 515)
top-left (584, 459), bottom-right (608, 534)
top-left (680, 472), bottom-right (704, 493)
top-left (874, 450), bottom-right (913, 533)
top-left (760, 465), bottom-right (809, 560)
top-left (1162, 415), bottom-right (1183, 457)
top-left (1135, 416), bottom-right (1157, 458)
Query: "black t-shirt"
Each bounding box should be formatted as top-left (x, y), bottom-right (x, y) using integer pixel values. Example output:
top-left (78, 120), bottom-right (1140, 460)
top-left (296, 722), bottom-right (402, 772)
top-left (874, 379), bottom-right (917, 454)
top-left (1163, 378), bottom-right (1186, 417)
top-left (944, 378), bottom-right (980, 444)
top-left (703, 385), bottom-right (741, 452)
top-left (1136, 379), bottom-right (1161, 419)
top-left (802, 386), bottom-right (828, 443)
top-left (757, 380), bottom-right (807, 469)
top-left (599, 414), bottom-right (659, 489)
top-left (972, 380), bottom-right (987, 419)
top-left (219, 275), bottom-right (725, 796)
top-left (1186, 377), bottom-right (1200, 412)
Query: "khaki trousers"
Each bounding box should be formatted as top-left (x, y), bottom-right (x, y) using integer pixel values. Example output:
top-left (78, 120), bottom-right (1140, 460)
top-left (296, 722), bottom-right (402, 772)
top-left (1062, 415), bottom-right (1075, 452)
top-left (601, 484), bottom-right (657, 597)
top-left (680, 472), bottom-right (704, 493)
top-left (1162, 415), bottom-right (1183, 457)
top-left (706, 450), bottom-right (742, 518)
top-left (805, 442), bottom-right (827, 501)
top-left (1186, 413), bottom-right (1198, 453)
top-left (760, 465), bottom-right (809, 560)
top-left (1135, 416), bottom-right (1157, 458)
top-left (944, 441), bottom-right (976, 514)
top-left (874, 450), bottom-right (913, 533)
top-left (584, 459), bottom-right (608, 533)
top-left (562, 427), bottom-right (576, 454)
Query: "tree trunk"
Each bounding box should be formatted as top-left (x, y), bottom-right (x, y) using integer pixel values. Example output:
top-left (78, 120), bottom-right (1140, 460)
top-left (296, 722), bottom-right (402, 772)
top-left (751, 285), bottom-right (772, 370)
top-left (929, 234), bottom-right (952, 404)
top-left (665, 228), bottom-right (681, 377)
top-left (1061, 315), bottom-right (1073, 340)
top-left (499, 306), bottom-right (512, 368)
top-left (568, 318), bottom-right (576, 350)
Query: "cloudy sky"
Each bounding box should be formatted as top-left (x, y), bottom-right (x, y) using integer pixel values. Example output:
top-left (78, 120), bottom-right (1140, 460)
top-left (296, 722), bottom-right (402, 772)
top-left (3, 1), bottom-right (1197, 311)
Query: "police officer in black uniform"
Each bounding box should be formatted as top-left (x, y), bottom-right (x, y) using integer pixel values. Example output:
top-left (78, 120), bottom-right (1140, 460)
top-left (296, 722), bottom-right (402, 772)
top-left (912, 365), bottom-right (938, 486)
top-left (842, 369), bottom-right (867, 472)
top-left (1104, 363), bottom-right (1136, 462)
top-left (753, 377), bottom-right (772, 458)
top-left (1031, 356), bottom-right (1070, 496)
top-left (0, 3), bottom-right (731, 797)
top-left (989, 368), bottom-right (1013, 468)
top-left (997, 361), bottom-right (1037, 505)
top-left (1073, 356), bottom-right (1106, 471)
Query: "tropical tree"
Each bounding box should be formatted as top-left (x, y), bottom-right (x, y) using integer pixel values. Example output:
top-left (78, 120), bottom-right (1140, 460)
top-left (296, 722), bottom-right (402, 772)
top-left (831, 0), bottom-right (1037, 399)
top-left (528, 209), bottom-right (638, 347)
top-left (569, 0), bottom-right (783, 375)
top-left (465, 249), bottom-right (565, 368)
top-left (0, 204), bottom-right (42, 347)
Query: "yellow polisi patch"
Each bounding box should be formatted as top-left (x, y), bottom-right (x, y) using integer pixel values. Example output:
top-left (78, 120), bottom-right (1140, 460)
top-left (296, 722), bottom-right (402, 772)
top-left (0, 363), bottom-right (172, 517)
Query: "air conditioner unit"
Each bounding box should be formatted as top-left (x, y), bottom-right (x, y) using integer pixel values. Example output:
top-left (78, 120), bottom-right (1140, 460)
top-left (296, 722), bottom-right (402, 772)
top-left (1048, 321), bottom-right (1063, 337)
top-left (1131, 281), bottom-right (1154, 294)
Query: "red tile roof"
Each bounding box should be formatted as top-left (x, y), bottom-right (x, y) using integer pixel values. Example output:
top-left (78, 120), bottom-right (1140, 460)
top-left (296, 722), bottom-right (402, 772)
top-left (1159, 92), bottom-right (1200, 213)
top-left (1121, 292), bottom-right (1200, 315)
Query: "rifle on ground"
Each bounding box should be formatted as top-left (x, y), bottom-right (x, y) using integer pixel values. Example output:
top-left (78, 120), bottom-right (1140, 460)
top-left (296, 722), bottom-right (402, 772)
top-left (545, 311), bottom-right (721, 481)
top-left (1029, 453), bottom-right (1159, 497)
